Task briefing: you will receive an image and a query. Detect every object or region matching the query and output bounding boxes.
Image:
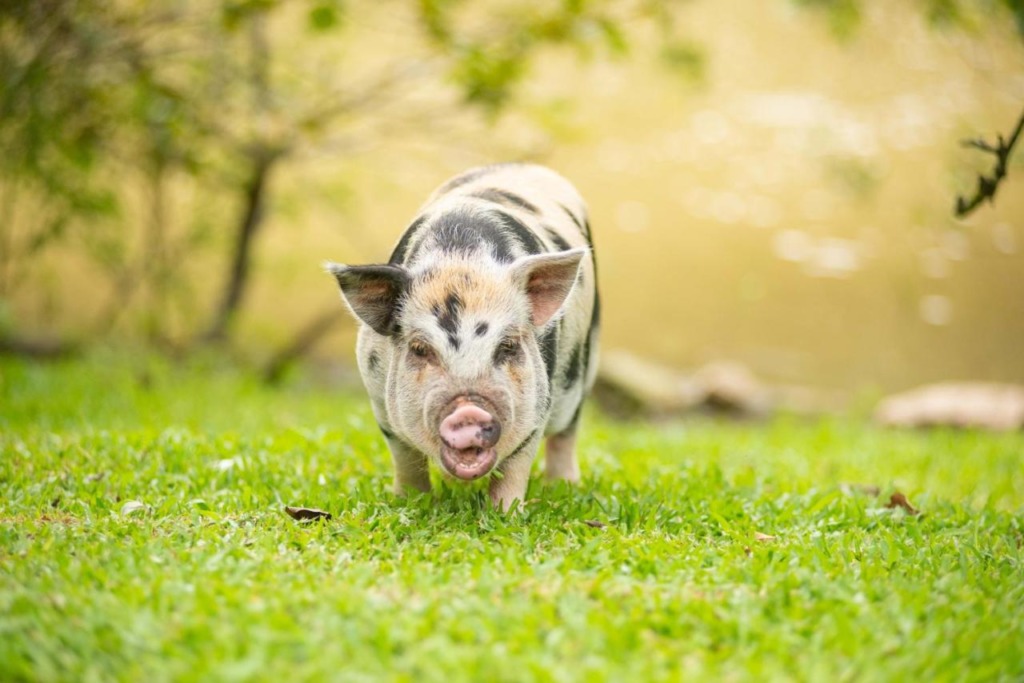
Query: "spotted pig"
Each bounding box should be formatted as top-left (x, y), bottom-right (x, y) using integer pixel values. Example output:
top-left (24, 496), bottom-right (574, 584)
top-left (327, 163), bottom-right (600, 511)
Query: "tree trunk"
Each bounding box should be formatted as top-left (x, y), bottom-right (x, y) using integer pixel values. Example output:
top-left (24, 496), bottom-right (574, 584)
top-left (200, 152), bottom-right (274, 344)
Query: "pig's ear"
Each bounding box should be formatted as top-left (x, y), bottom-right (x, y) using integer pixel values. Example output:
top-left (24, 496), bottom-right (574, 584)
top-left (325, 262), bottom-right (410, 336)
top-left (511, 247), bottom-right (587, 328)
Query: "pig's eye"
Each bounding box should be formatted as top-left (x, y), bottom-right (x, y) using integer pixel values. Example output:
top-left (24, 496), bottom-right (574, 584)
top-left (494, 338), bottom-right (521, 364)
top-left (409, 341), bottom-right (438, 364)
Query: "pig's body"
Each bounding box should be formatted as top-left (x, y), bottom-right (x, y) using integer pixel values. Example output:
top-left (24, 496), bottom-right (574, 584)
top-left (328, 163), bottom-right (599, 510)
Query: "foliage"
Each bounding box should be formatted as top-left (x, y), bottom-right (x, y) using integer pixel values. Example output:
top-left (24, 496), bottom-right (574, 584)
top-left (792, 0), bottom-right (1024, 39)
top-left (2, 354), bottom-right (1022, 681)
top-left (0, 2), bottom-right (137, 297)
top-left (1, 0), bottom-right (1021, 348)
top-left (924, 0), bottom-right (1024, 37)
top-left (0, 0), bottom-right (649, 344)
top-left (418, 0), bottom-right (639, 111)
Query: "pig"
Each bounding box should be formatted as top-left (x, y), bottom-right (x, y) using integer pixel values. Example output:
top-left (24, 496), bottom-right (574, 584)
top-left (326, 163), bottom-right (600, 512)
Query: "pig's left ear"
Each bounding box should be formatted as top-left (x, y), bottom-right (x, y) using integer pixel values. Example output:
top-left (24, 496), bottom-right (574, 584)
top-left (511, 247), bottom-right (587, 328)
top-left (325, 262), bottom-right (410, 336)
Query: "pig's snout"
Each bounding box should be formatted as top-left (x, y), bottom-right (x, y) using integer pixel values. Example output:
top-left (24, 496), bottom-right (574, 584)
top-left (440, 404), bottom-right (501, 450)
top-left (439, 404), bottom-right (501, 480)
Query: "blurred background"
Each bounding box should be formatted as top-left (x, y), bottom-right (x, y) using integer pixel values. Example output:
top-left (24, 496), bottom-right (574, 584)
top-left (2, 0), bottom-right (1022, 405)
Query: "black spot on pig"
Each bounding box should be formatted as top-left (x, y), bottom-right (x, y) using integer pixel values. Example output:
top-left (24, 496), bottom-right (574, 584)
top-left (506, 428), bottom-right (540, 460)
top-left (539, 324), bottom-right (559, 385)
top-left (472, 188), bottom-right (540, 215)
top-left (389, 215), bottom-right (428, 266)
top-left (405, 203), bottom-right (548, 264)
top-left (491, 210), bottom-right (545, 256)
top-left (580, 290), bottom-right (600, 384)
top-left (559, 203), bottom-right (588, 237)
top-left (562, 399), bottom-right (584, 434)
top-left (544, 226), bottom-right (572, 251)
top-left (436, 291), bottom-right (463, 350)
top-left (475, 322), bottom-right (489, 337)
top-left (563, 343), bottom-right (582, 390)
top-left (423, 208), bottom-right (516, 263)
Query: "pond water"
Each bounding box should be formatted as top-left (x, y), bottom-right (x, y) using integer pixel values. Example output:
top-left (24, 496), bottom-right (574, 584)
top-left (301, 2), bottom-right (1024, 394)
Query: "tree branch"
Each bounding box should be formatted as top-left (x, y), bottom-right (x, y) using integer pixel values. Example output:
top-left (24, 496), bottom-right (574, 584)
top-left (0, 335), bottom-right (77, 360)
top-left (261, 307), bottom-right (346, 384)
top-left (954, 106), bottom-right (1024, 217)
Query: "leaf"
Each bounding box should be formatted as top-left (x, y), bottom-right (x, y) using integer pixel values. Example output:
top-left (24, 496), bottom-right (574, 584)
top-left (583, 519), bottom-right (607, 529)
top-left (659, 41), bottom-right (705, 83)
top-left (309, 4), bottom-right (340, 31)
top-left (754, 532), bottom-right (776, 542)
top-left (594, 17), bottom-right (629, 56)
top-left (285, 506), bottom-right (333, 522)
top-left (794, 0), bottom-right (862, 40)
top-left (885, 492), bottom-right (920, 516)
top-left (120, 501), bottom-right (147, 516)
top-left (189, 499), bottom-right (222, 520)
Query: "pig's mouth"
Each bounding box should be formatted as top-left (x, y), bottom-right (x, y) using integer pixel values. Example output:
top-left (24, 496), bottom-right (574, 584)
top-left (438, 401), bottom-right (502, 481)
top-left (439, 444), bottom-right (498, 481)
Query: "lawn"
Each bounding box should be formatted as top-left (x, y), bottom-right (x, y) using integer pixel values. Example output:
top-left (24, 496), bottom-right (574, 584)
top-left (1, 352), bottom-right (1022, 682)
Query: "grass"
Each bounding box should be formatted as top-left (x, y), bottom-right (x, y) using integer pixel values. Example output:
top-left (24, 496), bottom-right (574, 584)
top-left (2, 352), bottom-right (1022, 682)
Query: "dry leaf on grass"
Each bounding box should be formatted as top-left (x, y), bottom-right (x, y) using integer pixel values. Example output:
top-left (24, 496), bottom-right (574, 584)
top-left (754, 532), bottom-right (776, 541)
top-left (285, 506), bottom-right (333, 522)
top-left (583, 519), bottom-right (607, 529)
top-left (884, 492), bottom-right (919, 516)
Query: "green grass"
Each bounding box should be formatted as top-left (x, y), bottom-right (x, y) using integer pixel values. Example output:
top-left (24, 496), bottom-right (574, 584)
top-left (2, 352), bottom-right (1022, 682)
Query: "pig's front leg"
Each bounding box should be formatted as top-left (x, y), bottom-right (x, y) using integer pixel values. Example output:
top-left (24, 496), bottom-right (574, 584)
top-left (489, 433), bottom-right (542, 512)
top-left (544, 427), bottom-right (579, 483)
top-left (386, 436), bottom-right (432, 495)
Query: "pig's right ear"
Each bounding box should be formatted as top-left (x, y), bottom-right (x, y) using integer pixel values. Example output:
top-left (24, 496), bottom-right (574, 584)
top-left (511, 247), bottom-right (587, 328)
top-left (324, 262), bottom-right (410, 336)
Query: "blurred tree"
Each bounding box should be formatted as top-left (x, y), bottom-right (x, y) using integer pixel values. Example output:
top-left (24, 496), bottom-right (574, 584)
top-left (0, 0), bottom-right (676, 352)
top-left (1, 1), bottom-right (227, 346)
top-left (0, 1), bottom-right (146, 346)
top-left (1, 0), bottom-right (1019, 361)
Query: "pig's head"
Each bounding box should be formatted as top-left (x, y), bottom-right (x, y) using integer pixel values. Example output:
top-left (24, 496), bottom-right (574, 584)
top-left (327, 248), bottom-right (585, 481)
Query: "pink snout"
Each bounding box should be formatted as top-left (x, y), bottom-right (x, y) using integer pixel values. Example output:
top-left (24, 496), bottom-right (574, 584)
top-left (440, 405), bottom-right (501, 450)
top-left (439, 404), bottom-right (501, 480)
